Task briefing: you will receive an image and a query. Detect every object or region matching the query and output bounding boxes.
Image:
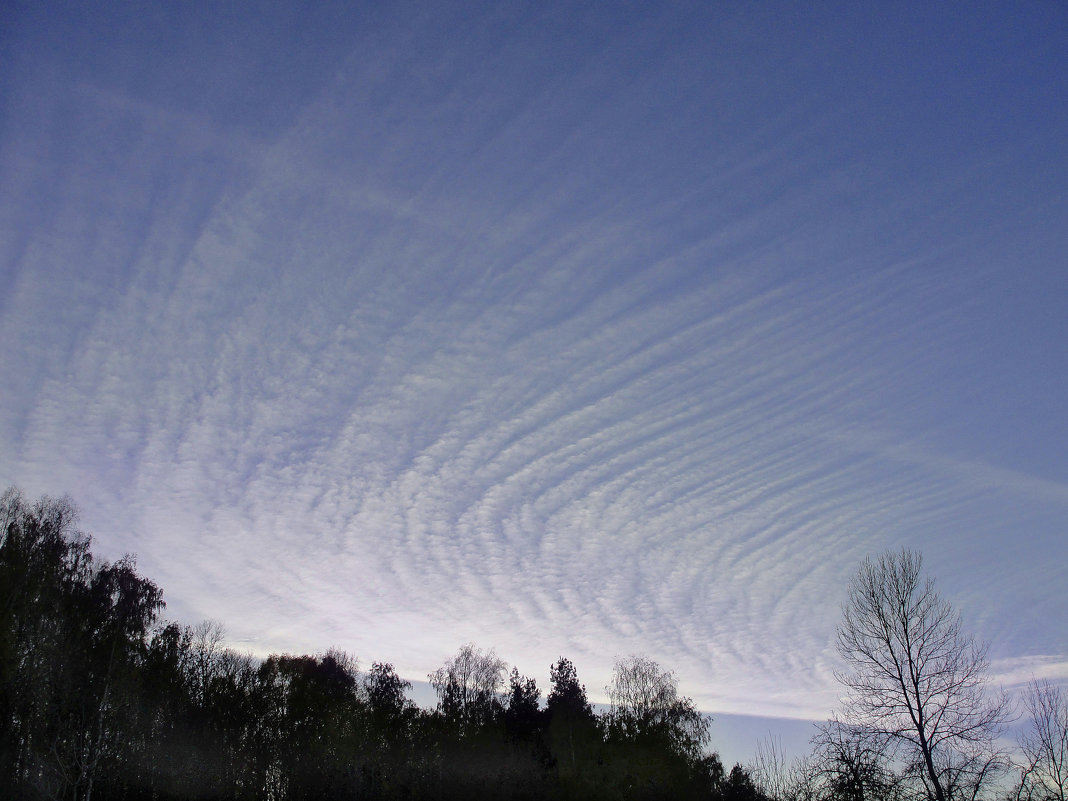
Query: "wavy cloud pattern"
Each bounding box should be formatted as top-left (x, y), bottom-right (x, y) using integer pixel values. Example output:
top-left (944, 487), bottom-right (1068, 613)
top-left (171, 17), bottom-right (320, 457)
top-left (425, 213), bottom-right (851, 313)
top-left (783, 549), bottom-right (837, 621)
top-left (2, 2), bottom-right (1065, 718)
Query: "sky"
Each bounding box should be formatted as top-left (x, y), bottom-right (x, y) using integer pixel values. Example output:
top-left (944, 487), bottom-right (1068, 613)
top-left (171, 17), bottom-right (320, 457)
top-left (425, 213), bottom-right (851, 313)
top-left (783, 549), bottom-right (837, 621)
top-left (2, 0), bottom-right (1066, 749)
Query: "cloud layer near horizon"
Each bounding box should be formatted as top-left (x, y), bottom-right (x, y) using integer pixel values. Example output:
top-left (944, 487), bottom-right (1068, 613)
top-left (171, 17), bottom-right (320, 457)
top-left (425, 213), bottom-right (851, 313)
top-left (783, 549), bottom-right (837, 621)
top-left (2, 2), bottom-right (1066, 718)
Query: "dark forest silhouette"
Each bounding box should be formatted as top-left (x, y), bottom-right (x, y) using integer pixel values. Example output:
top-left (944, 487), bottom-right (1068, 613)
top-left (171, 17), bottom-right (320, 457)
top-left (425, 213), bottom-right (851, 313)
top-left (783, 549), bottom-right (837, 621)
top-left (3, 488), bottom-right (1063, 801)
top-left (0, 489), bottom-right (757, 801)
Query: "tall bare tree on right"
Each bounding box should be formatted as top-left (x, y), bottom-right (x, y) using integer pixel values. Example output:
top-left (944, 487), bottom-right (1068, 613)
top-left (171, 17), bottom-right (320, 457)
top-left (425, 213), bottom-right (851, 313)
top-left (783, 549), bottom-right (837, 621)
top-left (834, 548), bottom-right (1008, 801)
top-left (1015, 678), bottom-right (1068, 801)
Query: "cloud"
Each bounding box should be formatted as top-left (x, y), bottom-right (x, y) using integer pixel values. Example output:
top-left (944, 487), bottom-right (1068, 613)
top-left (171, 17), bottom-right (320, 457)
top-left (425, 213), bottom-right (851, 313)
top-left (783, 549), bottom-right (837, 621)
top-left (2, 1), bottom-right (1065, 722)
top-left (991, 657), bottom-right (1068, 692)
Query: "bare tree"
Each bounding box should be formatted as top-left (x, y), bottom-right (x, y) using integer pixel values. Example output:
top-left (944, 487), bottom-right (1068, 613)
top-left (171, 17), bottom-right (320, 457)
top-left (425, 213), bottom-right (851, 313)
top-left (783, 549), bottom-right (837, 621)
top-left (809, 719), bottom-right (901, 801)
top-left (428, 643), bottom-right (507, 732)
top-left (751, 722), bottom-right (900, 801)
top-left (1015, 679), bottom-right (1068, 801)
top-left (834, 549), bottom-right (1008, 801)
top-left (749, 735), bottom-right (818, 801)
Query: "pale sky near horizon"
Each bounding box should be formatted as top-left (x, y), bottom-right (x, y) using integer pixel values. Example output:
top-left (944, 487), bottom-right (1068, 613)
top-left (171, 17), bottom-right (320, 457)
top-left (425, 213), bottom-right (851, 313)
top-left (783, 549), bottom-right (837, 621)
top-left (2, 0), bottom-right (1066, 734)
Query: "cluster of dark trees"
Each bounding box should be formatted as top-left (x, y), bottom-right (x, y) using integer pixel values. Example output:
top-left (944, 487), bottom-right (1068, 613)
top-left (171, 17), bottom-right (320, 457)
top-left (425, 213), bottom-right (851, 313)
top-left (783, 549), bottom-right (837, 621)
top-left (0, 489), bottom-right (764, 801)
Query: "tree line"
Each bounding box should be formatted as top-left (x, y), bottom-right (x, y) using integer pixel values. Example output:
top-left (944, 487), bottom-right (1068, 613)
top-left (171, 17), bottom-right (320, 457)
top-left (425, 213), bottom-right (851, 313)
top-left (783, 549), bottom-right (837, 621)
top-left (0, 488), bottom-right (756, 800)
top-left (2, 488), bottom-right (1065, 801)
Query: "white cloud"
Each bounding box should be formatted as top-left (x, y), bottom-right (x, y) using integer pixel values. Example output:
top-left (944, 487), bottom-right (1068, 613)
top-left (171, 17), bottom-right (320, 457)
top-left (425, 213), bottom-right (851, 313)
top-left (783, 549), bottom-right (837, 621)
top-left (2, 1), bottom-right (1065, 724)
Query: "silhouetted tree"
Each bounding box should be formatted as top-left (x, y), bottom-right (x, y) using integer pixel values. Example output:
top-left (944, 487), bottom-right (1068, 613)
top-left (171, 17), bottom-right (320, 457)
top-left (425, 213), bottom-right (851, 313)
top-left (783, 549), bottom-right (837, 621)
top-left (429, 643), bottom-right (507, 735)
top-left (545, 656), bottom-right (596, 776)
top-left (0, 489), bottom-right (166, 800)
top-left (257, 650), bottom-right (362, 799)
top-left (606, 654), bottom-right (710, 761)
top-left (504, 667), bottom-right (542, 742)
top-left (366, 661), bottom-right (411, 720)
top-left (597, 655), bottom-right (712, 800)
top-left (360, 661), bottom-right (419, 796)
top-left (835, 549), bottom-right (1008, 801)
top-left (62, 554), bottom-right (163, 799)
top-left (0, 488), bottom-right (91, 795)
top-left (809, 719), bottom-right (900, 801)
top-left (748, 735), bottom-right (816, 801)
top-left (1, 486), bottom-right (761, 801)
top-left (1014, 678), bottom-right (1068, 801)
top-left (723, 763), bottom-right (769, 801)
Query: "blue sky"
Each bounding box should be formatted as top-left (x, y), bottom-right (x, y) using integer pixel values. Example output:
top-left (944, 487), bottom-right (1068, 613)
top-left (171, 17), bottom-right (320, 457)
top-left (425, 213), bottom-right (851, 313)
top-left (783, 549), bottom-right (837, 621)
top-left (2, 0), bottom-right (1066, 741)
